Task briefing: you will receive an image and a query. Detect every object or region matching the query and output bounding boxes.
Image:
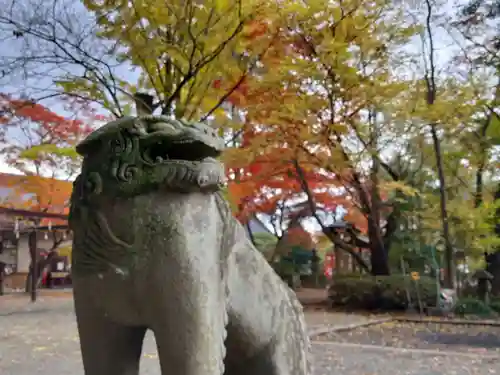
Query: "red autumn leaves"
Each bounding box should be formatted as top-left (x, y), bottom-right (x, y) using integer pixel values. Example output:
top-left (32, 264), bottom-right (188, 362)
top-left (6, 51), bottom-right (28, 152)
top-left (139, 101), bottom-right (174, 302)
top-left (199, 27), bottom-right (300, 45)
top-left (0, 93), bottom-right (93, 141)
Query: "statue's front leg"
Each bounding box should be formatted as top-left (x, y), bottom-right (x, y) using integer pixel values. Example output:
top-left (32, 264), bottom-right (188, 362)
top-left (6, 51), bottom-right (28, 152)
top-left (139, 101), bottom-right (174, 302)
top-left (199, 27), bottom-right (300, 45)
top-left (150, 295), bottom-right (227, 375)
top-left (143, 239), bottom-right (228, 375)
top-left (73, 278), bottom-right (147, 375)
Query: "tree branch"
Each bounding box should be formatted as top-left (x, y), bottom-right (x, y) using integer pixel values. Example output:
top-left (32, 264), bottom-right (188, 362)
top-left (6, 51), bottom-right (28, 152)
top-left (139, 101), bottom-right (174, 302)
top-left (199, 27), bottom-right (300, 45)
top-left (292, 158), bottom-right (370, 272)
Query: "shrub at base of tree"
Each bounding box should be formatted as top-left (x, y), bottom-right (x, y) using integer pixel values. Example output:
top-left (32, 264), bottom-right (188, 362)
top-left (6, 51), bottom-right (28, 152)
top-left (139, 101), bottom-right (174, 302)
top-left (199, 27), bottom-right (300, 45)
top-left (490, 299), bottom-right (500, 314)
top-left (453, 297), bottom-right (499, 318)
top-left (328, 274), bottom-right (438, 311)
top-left (300, 273), bottom-right (330, 289)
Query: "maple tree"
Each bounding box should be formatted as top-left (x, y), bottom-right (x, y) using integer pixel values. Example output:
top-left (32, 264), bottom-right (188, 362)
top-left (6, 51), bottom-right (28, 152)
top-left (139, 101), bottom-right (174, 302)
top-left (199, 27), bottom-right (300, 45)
top-left (1, 0), bottom-right (498, 287)
top-left (0, 93), bottom-right (92, 186)
top-left (0, 93), bottom-right (92, 221)
top-left (225, 130), bottom-right (371, 270)
top-left (221, 0), bottom-right (422, 275)
top-left (0, 94), bottom-right (93, 289)
top-left (222, 0), bottom-right (500, 279)
top-left (219, 143), bottom-right (329, 266)
top-left (1, 0), bottom-right (281, 121)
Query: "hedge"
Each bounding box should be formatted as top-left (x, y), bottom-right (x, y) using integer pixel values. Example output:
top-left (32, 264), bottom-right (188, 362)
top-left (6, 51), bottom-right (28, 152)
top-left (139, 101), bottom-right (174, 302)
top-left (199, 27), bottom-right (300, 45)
top-left (489, 298), bottom-right (500, 314)
top-left (453, 297), bottom-right (499, 318)
top-left (328, 273), bottom-right (439, 311)
top-left (300, 273), bottom-right (330, 288)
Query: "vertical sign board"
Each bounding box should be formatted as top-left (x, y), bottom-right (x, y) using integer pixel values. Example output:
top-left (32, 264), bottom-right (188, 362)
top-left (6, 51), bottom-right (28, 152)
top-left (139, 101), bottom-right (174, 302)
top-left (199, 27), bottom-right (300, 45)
top-left (324, 253), bottom-right (335, 278)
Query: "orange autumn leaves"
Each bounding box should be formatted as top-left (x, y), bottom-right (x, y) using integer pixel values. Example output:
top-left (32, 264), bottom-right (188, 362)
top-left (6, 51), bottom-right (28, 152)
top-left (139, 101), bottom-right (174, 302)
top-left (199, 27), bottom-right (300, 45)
top-left (216, 58), bottom-right (371, 233)
top-left (224, 129), bottom-right (358, 226)
top-left (214, 9), bottom-right (386, 236)
top-left (0, 173), bottom-right (72, 213)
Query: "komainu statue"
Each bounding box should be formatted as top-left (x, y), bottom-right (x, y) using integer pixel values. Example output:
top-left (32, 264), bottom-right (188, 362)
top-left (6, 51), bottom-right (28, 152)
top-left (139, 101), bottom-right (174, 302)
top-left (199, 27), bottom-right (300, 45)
top-left (69, 114), bottom-right (313, 375)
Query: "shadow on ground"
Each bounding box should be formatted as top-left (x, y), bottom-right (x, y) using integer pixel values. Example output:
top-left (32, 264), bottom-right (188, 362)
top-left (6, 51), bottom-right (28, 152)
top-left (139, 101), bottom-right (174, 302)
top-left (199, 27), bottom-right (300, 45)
top-left (418, 331), bottom-right (500, 349)
top-left (321, 321), bottom-right (500, 354)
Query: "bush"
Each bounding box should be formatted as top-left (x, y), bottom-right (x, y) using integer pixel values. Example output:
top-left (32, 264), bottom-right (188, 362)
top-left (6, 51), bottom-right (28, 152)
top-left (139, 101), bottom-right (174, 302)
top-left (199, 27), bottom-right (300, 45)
top-left (453, 297), bottom-right (498, 318)
top-left (489, 298), bottom-right (500, 314)
top-left (328, 273), bottom-right (438, 311)
top-left (300, 273), bottom-right (330, 288)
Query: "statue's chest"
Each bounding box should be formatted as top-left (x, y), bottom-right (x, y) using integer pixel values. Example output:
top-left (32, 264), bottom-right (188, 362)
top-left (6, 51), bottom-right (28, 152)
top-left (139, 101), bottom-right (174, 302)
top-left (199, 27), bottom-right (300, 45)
top-left (98, 195), bottom-right (186, 251)
top-left (72, 191), bottom-right (223, 276)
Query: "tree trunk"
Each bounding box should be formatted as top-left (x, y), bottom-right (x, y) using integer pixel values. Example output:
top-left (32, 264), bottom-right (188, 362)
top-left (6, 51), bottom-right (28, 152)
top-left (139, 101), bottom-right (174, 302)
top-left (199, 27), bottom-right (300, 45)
top-left (292, 159), bottom-right (371, 272)
top-left (474, 161), bottom-right (485, 208)
top-left (429, 125), bottom-right (455, 288)
top-left (474, 118), bottom-right (493, 207)
top-left (368, 108), bottom-right (389, 275)
top-left (369, 224), bottom-right (390, 275)
top-left (424, 0), bottom-right (455, 289)
top-left (495, 184), bottom-right (500, 238)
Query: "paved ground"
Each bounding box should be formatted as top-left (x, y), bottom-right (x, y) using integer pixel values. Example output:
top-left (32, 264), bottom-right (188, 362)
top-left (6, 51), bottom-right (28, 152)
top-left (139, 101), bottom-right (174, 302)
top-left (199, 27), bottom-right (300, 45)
top-left (322, 320), bottom-right (500, 354)
top-left (1, 294), bottom-right (499, 374)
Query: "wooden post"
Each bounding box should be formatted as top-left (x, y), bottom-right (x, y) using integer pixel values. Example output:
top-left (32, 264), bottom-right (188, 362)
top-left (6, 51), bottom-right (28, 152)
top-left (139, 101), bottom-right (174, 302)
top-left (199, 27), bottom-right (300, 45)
top-left (413, 278), bottom-right (424, 318)
top-left (0, 262), bottom-right (5, 296)
top-left (400, 256), bottom-right (412, 309)
top-left (134, 93), bottom-right (155, 115)
top-left (29, 231), bottom-right (37, 302)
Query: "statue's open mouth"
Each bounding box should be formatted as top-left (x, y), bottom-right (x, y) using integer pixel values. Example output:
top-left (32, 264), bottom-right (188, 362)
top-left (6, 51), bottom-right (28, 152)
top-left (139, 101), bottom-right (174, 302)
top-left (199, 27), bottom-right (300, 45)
top-left (141, 138), bottom-right (221, 164)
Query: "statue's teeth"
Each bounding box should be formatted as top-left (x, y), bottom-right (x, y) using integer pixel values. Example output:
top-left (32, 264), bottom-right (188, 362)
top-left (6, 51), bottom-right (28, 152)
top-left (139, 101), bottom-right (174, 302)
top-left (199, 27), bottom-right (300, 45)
top-left (156, 156), bottom-right (163, 162)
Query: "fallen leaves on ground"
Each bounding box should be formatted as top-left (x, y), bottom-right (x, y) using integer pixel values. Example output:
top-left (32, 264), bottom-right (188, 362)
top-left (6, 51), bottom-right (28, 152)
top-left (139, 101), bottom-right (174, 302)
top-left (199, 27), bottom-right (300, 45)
top-left (317, 321), bottom-right (500, 354)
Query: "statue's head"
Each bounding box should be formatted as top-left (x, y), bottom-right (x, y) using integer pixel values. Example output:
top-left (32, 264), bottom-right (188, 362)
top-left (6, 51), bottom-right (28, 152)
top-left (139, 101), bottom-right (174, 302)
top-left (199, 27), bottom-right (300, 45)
top-left (74, 115), bottom-right (226, 198)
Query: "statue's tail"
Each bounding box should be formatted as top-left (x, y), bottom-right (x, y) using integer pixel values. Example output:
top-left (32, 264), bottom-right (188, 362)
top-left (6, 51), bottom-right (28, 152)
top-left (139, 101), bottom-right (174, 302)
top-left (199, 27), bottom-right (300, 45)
top-left (287, 287), bottom-right (314, 375)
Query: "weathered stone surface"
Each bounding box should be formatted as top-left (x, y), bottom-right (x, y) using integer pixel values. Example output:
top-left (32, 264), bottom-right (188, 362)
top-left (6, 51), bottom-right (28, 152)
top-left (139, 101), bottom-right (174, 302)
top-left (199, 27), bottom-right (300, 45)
top-left (69, 116), bottom-right (312, 375)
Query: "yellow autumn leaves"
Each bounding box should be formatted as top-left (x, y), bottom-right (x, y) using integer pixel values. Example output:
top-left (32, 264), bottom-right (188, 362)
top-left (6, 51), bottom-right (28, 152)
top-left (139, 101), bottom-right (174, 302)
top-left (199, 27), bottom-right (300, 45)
top-left (50, 0), bottom-right (499, 260)
top-left (78, 0), bottom-right (277, 120)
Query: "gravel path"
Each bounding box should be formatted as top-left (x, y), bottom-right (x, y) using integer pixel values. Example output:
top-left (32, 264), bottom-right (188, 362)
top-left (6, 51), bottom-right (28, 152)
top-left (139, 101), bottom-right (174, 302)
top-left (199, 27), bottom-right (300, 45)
top-left (1, 296), bottom-right (499, 374)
